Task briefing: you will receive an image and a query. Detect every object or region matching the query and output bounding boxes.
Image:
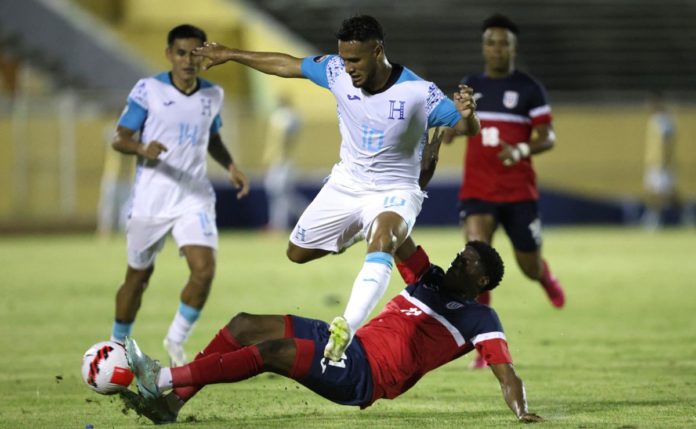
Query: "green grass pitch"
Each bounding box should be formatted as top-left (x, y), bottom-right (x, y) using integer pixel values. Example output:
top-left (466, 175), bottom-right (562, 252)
top-left (1, 227), bottom-right (694, 428)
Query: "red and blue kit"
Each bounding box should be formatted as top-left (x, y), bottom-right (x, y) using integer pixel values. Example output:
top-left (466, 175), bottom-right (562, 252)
top-left (357, 266), bottom-right (511, 404)
top-left (288, 266), bottom-right (512, 407)
top-left (460, 71), bottom-right (552, 202)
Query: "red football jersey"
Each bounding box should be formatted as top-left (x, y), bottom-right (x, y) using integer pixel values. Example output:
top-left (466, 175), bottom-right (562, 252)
top-left (356, 272), bottom-right (512, 405)
top-left (459, 71), bottom-right (553, 202)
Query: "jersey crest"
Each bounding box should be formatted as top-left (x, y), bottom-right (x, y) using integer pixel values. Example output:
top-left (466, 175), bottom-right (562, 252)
top-left (503, 90), bottom-right (519, 109)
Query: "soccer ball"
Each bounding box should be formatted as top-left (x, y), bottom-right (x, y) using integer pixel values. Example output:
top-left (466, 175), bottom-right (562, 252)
top-left (81, 341), bottom-right (134, 395)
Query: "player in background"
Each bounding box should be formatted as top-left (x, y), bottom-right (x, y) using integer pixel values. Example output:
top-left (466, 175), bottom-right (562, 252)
top-left (109, 24), bottom-right (250, 367)
top-left (121, 241), bottom-right (543, 424)
top-left (445, 15), bottom-right (565, 368)
top-left (642, 91), bottom-right (680, 229)
top-left (262, 95), bottom-right (308, 231)
top-left (192, 15), bottom-right (479, 362)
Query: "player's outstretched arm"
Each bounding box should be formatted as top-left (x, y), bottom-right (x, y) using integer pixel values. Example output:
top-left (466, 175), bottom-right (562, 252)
top-left (452, 84), bottom-right (481, 136)
top-left (112, 126), bottom-right (167, 160)
top-left (192, 42), bottom-right (304, 78)
top-left (489, 363), bottom-right (543, 423)
top-left (208, 133), bottom-right (250, 199)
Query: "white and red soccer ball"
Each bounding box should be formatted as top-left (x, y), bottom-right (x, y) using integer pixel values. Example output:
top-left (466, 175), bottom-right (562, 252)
top-left (81, 341), bottom-right (134, 395)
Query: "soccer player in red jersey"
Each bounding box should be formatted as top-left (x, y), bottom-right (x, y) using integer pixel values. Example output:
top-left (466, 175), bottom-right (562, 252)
top-left (120, 241), bottom-right (543, 424)
top-left (445, 15), bottom-right (565, 369)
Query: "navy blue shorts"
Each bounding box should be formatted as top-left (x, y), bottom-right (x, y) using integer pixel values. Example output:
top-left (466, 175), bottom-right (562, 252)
top-left (459, 199), bottom-right (542, 252)
top-left (289, 315), bottom-right (373, 407)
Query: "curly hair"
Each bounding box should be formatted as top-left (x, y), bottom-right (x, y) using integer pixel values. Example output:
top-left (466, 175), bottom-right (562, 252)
top-left (481, 13), bottom-right (519, 35)
top-left (335, 15), bottom-right (385, 42)
top-left (466, 240), bottom-right (505, 291)
top-left (167, 24), bottom-right (207, 46)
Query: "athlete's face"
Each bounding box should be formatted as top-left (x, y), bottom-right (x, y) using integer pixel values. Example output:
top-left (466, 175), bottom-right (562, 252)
top-left (166, 37), bottom-right (204, 83)
top-left (444, 246), bottom-right (489, 299)
top-left (482, 27), bottom-right (516, 75)
top-left (338, 39), bottom-right (382, 89)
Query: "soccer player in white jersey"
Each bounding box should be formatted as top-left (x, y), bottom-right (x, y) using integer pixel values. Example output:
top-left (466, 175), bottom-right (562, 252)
top-left (110, 24), bottom-right (249, 367)
top-left (193, 15), bottom-right (479, 361)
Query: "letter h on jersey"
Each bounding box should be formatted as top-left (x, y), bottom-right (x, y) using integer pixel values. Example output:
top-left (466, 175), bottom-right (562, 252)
top-left (388, 100), bottom-right (406, 120)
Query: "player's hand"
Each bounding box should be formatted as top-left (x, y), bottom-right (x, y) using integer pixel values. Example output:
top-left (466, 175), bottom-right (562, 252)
top-left (453, 84), bottom-right (476, 119)
top-left (497, 141), bottom-right (519, 167)
top-left (137, 141), bottom-right (168, 160)
top-left (192, 42), bottom-right (232, 70)
top-left (518, 412), bottom-right (543, 423)
top-left (228, 164), bottom-right (250, 199)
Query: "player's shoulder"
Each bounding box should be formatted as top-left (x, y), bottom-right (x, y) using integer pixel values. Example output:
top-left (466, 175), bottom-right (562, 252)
top-left (141, 72), bottom-right (170, 86)
top-left (395, 65), bottom-right (436, 90)
top-left (305, 54), bottom-right (344, 73)
top-left (453, 300), bottom-right (504, 334)
top-left (513, 70), bottom-right (547, 91)
top-left (198, 77), bottom-right (224, 95)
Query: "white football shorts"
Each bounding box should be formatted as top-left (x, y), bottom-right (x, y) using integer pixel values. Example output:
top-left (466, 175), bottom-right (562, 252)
top-left (289, 179), bottom-right (424, 253)
top-left (126, 209), bottom-right (218, 269)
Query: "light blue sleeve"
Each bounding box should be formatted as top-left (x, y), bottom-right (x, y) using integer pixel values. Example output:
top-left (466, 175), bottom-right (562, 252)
top-left (429, 97), bottom-right (461, 128)
top-left (301, 55), bottom-right (332, 89)
top-left (117, 99), bottom-right (148, 131)
top-left (210, 114), bottom-right (222, 134)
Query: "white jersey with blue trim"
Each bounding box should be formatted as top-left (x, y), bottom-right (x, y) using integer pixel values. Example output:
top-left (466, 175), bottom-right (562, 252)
top-left (301, 55), bottom-right (461, 189)
top-left (118, 72), bottom-right (224, 218)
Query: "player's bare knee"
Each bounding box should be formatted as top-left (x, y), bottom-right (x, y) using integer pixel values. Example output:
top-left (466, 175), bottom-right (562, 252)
top-left (228, 312), bottom-right (256, 340)
top-left (256, 339), bottom-right (295, 374)
top-left (367, 228), bottom-right (398, 254)
top-left (520, 262), bottom-right (542, 280)
top-left (126, 266), bottom-right (154, 286)
top-left (190, 262), bottom-right (215, 286)
top-left (286, 245), bottom-right (310, 264)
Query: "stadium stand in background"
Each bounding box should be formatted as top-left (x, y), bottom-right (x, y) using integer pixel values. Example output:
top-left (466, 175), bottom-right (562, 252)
top-left (0, 0), bottom-right (694, 231)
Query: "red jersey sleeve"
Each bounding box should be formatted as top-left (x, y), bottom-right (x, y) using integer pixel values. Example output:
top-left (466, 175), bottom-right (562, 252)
top-left (474, 338), bottom-right (513, 365)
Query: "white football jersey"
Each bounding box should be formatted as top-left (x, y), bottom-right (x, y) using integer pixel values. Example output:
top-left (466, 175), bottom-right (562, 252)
top-left (302, 55), bottom-right (461, 189)
top-left (118, 72), bottom-right (224, 218)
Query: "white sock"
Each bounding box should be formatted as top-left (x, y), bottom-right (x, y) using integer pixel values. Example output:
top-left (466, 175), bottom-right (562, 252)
top-left (156, 367), bottom-right (173, 391)
top-left (343, 252), bottom-right (393, 334)
top-left (166, 303), bottom-right (201, 344)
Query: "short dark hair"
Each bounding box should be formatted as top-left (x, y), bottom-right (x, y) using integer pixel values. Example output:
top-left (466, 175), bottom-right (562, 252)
top-left (335, 15), bottom-right (384, 42)
top-left (481, 13), bottom-right (519, 35)
top-left (167, 24), bottom-right (207, 46)
top-left (466, 241), bottom-right (505, 291)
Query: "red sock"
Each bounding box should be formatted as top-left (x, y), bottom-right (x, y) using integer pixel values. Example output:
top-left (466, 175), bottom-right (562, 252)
top-left (173, 326), bottom-right (242, 401)
top-left (396, 246), bottom-right (430, 284)
top-left (171, 346), bottom-right (264, 387)
top-left (289, 338), bottom-right (314, 380)
top-left (476, 291), bottom-right (491, 306)
top-left (539, 259), bottom-right (565, 308)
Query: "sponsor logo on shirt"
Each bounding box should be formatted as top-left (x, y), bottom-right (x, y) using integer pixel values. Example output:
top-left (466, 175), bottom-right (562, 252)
top-left (347, 94), bottom-right (361, 101)
top-left (446, 301), bottom-right (465, 310)
top-left (163, 100), bottom-right (175, 106)
top-left (400, 307), bottom-right (423, 316)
